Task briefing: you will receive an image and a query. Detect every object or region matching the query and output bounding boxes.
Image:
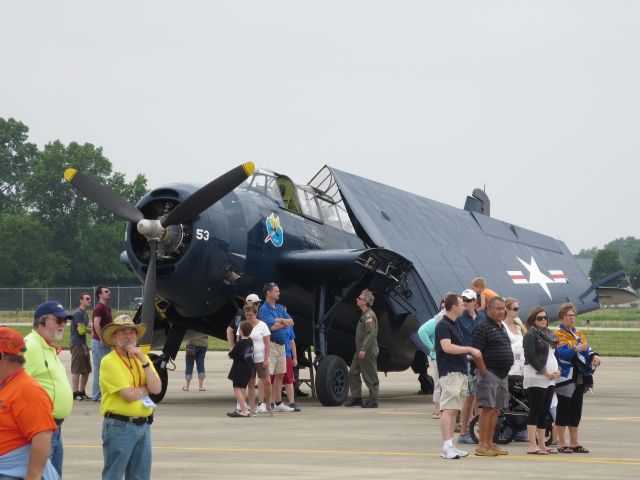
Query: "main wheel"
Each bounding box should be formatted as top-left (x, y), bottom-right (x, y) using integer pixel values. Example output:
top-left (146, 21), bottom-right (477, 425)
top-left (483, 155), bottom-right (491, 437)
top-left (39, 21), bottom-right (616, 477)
top-left (418, 373), bottom-right (435, 394)
top-left (148, 353), bottom-right (168, 404)
top-left (315, 355), bottom-right (349, 406)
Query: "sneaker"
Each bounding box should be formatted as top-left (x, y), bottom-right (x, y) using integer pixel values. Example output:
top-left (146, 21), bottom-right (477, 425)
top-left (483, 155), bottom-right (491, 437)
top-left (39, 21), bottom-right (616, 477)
top-left (256, 403), bottom-right (268, 414)
top-left (74, 392), bottom-right (84, 401)
top-left (453, 447), bottom-right (469, 457)
top-left (361, 400), bottom-right (378, 408)
top-left (489, 445), bottom-right (509, 455)
top-left (441, 445), bottom-right (460, 459)
top-left (81, 392), bottom-right (91, 400)
top-left (457, 433), bottom-right (476, 445)
top-left (233, 407), bottom-right (241, 414)
top-left (474, 447), bottom-right (498, 457)
top-left (288, 403), bottom-right (301, 412)
top-left (273, 403), bottom-right (295, 412)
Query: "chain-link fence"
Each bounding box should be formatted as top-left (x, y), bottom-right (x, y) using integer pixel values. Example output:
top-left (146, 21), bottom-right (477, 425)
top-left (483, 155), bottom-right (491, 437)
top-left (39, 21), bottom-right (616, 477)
top-left (0, 286), bottom-right (143, 312)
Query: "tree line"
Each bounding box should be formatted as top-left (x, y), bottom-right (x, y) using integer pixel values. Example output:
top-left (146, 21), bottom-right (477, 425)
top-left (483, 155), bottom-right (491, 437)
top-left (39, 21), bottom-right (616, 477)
top-left (1, 117), bottom-right (148, 287)
top-left (576, 237), bottom-right (640, 289)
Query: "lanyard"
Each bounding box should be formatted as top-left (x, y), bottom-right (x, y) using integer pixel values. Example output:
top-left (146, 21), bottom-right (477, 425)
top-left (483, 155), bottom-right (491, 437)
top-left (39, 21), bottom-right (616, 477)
top-left (116, 350), bottom-right (143, 387)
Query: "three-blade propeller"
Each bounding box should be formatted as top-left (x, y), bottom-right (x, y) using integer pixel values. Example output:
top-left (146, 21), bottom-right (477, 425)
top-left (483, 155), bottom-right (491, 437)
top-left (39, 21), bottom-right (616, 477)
top-left (64, 162), bottom-right (255, 347)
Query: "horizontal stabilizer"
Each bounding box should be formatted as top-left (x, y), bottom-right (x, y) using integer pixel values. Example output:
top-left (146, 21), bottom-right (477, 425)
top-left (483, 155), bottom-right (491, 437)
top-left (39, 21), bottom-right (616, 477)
top-left (595, 287), bottom-right (639, 306)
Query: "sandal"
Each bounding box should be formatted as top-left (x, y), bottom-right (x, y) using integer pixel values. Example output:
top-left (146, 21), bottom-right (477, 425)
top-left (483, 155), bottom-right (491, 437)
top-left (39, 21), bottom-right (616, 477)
top-left (527, 449), bottom-right (549, 455)
top-left (226, 411), bottom-right (248, 418)
top-left (432, 412), bottom-right (441, 420)
top-left (557, 446), bottom-right (573, 454)
top-left (182, 385), bottom-right (189, 392)
top-left (545, 448), bottom-right (558, 454)
top-left (571, 445), bottom-right (590, 453)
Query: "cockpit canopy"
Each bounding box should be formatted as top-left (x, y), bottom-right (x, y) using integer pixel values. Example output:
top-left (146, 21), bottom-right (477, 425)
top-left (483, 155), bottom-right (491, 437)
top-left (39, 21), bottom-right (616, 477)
top-left (240, 166), bottom-right (356, 234)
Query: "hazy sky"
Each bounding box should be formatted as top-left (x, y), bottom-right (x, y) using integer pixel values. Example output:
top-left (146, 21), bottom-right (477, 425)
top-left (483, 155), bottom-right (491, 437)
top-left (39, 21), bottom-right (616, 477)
top-left (3, 1), bottom-right (638, 253)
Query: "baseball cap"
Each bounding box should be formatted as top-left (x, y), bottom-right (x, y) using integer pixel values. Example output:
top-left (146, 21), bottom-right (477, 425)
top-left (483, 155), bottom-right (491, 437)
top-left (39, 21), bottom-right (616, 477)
top-left (34, 301), bottom-right (73, 320)
top-left (245, 294), bottom-right (261, 304)
top-left (0, 327), bottom-right (26, 355)
top-left (461, 289), bottom-right (477, 300)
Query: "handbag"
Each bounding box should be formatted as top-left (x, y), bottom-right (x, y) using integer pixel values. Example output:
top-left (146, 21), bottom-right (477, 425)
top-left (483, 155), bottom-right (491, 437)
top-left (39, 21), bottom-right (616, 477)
top-left (185, 344), bottom-right (196, 357)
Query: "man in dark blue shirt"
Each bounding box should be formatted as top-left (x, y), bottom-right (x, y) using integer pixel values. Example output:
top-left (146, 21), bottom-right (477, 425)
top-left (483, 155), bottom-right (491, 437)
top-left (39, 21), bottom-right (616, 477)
top-left (435, 293), bottom-right (485, 460)
top-left (457, 289), bottom-right (486, 444)
top-left (259, 282), bottom-right (295, 412)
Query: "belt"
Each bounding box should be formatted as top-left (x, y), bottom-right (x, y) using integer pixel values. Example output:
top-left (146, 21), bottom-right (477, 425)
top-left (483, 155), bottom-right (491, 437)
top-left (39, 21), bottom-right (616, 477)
top-left (272, 339), bottom-right (285, 345)
top-left (54, 418), bottom-right (64, 426)
top-left (105, 413), bottom-right (154, 425)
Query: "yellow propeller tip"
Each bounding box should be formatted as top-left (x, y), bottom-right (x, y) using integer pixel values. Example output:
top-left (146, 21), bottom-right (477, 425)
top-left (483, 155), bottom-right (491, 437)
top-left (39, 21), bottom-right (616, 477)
top-left (63, 168), bottom-right (78, 183)
top-left (242, 161), bottom-right (255, 176)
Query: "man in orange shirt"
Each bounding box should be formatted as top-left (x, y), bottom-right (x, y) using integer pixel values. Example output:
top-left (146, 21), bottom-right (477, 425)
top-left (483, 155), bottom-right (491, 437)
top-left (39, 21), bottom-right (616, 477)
top-left (0, 327), bottom-right (60, 480)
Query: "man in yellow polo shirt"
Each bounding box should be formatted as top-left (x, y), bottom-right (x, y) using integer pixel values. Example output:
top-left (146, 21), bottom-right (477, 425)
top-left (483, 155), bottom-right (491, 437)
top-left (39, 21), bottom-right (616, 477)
top-left (24, 300), bottom-right (74, 478)
top-left (99, 315), bottom-right (161, 480)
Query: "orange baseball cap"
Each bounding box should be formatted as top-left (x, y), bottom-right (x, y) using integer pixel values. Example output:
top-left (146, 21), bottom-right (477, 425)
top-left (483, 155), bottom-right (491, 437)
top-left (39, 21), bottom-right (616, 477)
top-left (0, 327), bottom-right (26, 356)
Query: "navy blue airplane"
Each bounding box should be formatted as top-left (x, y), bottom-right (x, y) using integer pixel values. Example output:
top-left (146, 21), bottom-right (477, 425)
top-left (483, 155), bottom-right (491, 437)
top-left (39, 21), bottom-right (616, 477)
top-left (64, 163), bottom-right (636, 404)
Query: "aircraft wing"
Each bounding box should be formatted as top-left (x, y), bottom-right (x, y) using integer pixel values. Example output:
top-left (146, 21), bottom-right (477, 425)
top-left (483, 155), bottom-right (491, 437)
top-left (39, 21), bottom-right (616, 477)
top-left (595, 287), bottom-right (639, 306)
top-left (327, 166), bottom-right (599, 319)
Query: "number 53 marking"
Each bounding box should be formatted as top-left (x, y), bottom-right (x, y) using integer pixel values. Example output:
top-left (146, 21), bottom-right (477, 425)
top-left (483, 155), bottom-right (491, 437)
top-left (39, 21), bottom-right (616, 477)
top-left (195, 229), bottom-right (210, 241)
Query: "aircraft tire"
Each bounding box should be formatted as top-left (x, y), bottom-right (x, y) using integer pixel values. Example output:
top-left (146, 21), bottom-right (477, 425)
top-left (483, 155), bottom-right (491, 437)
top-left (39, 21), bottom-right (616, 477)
top-left (148, 353), bottom-right (168, 404)
top-left (418, 373), bottom-right (434, 394)
top-left (315, 355), bottom-right (349, 406)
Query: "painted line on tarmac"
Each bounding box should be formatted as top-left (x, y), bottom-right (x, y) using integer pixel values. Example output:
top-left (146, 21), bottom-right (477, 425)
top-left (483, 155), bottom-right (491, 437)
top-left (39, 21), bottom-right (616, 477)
top-left (65, 445), bottom-right (640, 465)
top-left (583, 416), bottom-right (640, 421)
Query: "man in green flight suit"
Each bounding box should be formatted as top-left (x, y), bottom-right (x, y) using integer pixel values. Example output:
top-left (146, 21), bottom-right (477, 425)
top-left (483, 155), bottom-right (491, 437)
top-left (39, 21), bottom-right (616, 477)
top-left (344, 289), bottom-right (380, 408)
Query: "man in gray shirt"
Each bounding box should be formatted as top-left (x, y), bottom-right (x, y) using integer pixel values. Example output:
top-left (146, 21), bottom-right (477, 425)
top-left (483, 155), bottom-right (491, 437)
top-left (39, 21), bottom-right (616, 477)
top-left (70, 292), bottom-right (92, 400)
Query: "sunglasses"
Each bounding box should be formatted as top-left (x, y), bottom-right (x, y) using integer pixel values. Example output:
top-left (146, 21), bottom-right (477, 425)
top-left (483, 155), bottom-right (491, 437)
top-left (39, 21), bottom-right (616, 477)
top-left (462, 298), bottom-right (474, 303)
top-left (508, 307), bottom-right (520, 312)
top-left (535, 315), bottom-right (548, 321)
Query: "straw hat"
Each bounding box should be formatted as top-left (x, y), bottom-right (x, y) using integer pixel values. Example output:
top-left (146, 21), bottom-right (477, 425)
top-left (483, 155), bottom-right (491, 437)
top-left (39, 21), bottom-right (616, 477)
top-left (101, 315), bottom-right (146, 347)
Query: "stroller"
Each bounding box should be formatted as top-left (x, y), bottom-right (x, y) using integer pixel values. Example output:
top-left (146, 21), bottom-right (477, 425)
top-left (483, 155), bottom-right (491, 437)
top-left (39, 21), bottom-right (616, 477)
top-left (468, 378), bottom-right (553, 445)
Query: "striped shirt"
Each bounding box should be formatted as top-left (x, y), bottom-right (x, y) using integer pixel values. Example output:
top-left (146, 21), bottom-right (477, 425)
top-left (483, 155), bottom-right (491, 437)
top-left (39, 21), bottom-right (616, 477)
top-left (472, 317), bottom-right (514, 378)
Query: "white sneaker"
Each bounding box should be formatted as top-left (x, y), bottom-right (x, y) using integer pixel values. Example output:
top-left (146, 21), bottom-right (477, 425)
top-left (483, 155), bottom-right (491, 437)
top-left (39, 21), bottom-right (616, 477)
top-left (454, 447), bottom-right (469, 457)
top-left (273, 403), bottom-right (295, 412)
top-left (441, 445), bottom-right (461, 459)
top-left (256, 403), bottom-right (268, 414)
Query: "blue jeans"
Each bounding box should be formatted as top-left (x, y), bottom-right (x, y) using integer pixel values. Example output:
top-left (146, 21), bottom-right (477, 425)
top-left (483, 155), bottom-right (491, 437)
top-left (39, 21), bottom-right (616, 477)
top-left (92, 339), bottom-right (111, 400)
top-left (49, 425), bottom-right (63, 478)
top-left (185, 346), bottom-right (207, 380)
top-left (102, 418), bottom-right (152, 480)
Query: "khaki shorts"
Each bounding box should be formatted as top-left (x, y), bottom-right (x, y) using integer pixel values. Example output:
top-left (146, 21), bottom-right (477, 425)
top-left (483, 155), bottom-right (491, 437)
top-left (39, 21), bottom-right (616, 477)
top-left (253, 363), bottom-right (270, 379)
top-left (268, 342), bottom-right (286, 375)
top-left (70, 343), bottom-right (92, 374)
top-left (439, 372), bottom-right (467, 411)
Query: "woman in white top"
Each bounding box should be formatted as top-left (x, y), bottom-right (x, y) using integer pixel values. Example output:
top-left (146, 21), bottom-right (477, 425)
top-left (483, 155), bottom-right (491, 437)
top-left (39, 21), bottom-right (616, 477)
top-left (503, 297), bottom-right (526, 378)
top-left (244, 303), bottom-right (273, 414)
top-left (523, 307), bottom-right (561, 454)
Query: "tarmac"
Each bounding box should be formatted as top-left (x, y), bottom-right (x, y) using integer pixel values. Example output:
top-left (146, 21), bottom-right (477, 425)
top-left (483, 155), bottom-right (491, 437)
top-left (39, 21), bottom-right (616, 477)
top-left (56, 352), bottom-right (639, 479)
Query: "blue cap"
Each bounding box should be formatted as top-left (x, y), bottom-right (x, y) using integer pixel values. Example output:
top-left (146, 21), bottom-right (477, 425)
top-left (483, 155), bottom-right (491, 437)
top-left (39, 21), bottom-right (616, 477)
top-left (34, 301), bottom-right (73, 320)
